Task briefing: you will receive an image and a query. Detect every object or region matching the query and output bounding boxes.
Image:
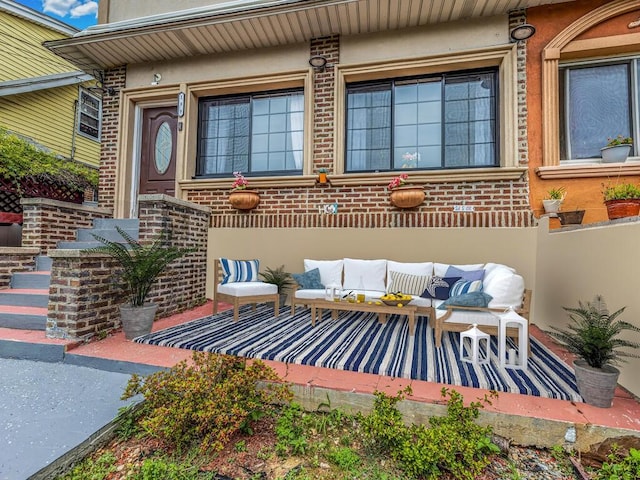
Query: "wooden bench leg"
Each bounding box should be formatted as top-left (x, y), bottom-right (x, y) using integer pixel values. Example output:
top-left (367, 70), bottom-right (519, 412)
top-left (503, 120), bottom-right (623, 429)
top-left (274, 296), bottom-right (280, 318)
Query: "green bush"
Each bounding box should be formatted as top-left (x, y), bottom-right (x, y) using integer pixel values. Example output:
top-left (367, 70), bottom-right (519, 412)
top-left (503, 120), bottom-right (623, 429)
top-left (121, 352), bottom-right (292, 452)
top-left (58, 452), bottom-right (117, 480)
top-left (275, 402), bottom-right (309, 456)
top-left (0, 127), bottom-right (98, 190)
top-left (596, 447), bottom-right (640, 480)
top-left (360, 386), bottom-right (499, 480)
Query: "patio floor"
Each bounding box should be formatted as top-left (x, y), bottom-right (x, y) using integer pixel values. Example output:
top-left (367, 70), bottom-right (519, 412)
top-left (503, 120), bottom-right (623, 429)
top-left (3, 300), bottom-right (640, 447)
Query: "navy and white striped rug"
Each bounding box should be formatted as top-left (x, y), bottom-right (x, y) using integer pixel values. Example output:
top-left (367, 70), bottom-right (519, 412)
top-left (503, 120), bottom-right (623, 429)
top-left (134, 305), bottom-right (582, 402)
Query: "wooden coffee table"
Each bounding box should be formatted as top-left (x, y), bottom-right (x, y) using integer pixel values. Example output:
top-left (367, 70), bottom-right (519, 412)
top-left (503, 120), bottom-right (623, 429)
top-left (308, 298), bottom-right (418, 335)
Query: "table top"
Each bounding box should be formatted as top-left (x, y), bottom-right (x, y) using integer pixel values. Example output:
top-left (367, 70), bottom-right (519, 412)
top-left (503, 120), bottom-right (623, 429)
top-left (309, 297), bottom-right (417, 313)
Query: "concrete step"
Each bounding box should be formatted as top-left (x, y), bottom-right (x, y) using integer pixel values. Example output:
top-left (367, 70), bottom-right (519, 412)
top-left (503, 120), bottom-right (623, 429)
top-left (11, 271), bottom-right (51, 289)
top-left (56, 241), bottom-right (107, 250)
top-left (0, 305), bottom-right (47, 330)
top-left (92, 218), bottom-right (139, 230)
top-left (76, 227), bottom-right (138, 242)
top-left (36, 255), bottom-right (52, 271)
top-left (0, 289), bottom-right (49, 308)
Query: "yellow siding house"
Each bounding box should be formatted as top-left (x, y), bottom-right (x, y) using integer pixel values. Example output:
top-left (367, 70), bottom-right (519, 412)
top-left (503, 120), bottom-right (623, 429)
top-left (0, 0), bottom-right (100, 167)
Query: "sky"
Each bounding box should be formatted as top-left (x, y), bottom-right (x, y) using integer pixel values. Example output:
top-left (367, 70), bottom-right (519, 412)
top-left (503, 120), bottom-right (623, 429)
top-left (14, 0), bottom-right (98, 30)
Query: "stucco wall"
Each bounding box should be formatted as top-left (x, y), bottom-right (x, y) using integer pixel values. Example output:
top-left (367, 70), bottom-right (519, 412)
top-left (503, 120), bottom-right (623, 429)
top-left (534, 216), bottom-right (640, 397)
top-left (103, 0), bottom-right (228, 23)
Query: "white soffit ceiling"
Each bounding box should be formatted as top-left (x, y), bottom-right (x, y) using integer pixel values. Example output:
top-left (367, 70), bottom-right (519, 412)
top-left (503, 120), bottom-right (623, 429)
top-left (45, 0), bottom-right (574, 72)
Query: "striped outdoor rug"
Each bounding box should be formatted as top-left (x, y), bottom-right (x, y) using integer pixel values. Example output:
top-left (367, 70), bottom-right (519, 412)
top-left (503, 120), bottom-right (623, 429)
top-left (135, 305), bottom-right (582, 402)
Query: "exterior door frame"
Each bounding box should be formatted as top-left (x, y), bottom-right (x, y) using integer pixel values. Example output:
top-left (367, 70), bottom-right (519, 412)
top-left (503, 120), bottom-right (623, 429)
top-left (114, 86), bottom-right (180, 219)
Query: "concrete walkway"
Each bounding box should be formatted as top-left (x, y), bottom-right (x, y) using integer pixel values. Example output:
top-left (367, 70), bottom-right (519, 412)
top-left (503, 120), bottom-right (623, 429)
top-left (0, 358), bottom-right (137, 480)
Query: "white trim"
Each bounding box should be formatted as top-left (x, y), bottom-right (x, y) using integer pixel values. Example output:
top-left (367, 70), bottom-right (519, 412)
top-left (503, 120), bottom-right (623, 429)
top-left (0, 72), bottom-right (94, 96)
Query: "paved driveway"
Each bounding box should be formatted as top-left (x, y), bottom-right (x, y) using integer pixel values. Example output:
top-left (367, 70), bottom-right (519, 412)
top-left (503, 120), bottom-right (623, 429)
top-left (0, 358), bottom-right (137, 480)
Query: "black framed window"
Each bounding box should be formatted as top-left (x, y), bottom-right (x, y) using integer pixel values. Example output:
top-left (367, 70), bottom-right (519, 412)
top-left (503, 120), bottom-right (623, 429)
top-left (560, 60), bottom-right (635, 160)
top-left (78, 89), bottom-right (101, 141)
top-left (196, 89), bottom-right (304, 177)
top-left (345, 69), bottom-right (498, 172)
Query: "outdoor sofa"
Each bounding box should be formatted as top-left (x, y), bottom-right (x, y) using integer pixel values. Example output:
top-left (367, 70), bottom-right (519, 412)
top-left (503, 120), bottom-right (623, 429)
top-left (290, 258), bottom-right (531, 347)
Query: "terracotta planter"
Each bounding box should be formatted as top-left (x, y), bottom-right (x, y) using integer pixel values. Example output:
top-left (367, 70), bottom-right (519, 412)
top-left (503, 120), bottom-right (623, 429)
top-left (601, 144), bottom-right (631, 163)
top-left (604, 199), bottom-right (640, 220)
top-left (229, 190), bottom-right (260, 210)
top-left (389, 186), bottom-right (425, 209)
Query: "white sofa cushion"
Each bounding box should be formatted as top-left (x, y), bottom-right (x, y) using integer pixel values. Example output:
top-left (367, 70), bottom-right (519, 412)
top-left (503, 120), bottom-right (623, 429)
top-left (434, 299), bottom-right (500, 325)
top-left (385, 261), bottom-right (433, 290)
top-left (294, 288), bottom-right (328, 300)
top-left (218, 282), bottom-right (277, 297)
top-left (343, 258), bottom-right (387, 291)
top-left (484, 268), bottom-right (525, 309)
top-left (304, 259), bottom-right (343, 287)
top-left (434, 263), bottom-right (484, 277)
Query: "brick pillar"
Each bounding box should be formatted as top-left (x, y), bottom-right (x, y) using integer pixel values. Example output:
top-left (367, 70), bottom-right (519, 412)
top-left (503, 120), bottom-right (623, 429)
top-left (509, 10), bottom-right (529, 167)
top-left (310, 35), bottom-right (339, 174)
top-left (99, 66), bottom-right (126, 212)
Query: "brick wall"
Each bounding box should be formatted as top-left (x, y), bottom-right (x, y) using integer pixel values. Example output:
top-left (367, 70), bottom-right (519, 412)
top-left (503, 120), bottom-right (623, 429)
top-left (99, 66), bottom-right (126, 213)
top-left (185, 33), bottom-right (534, 228)
top-left (510, 10), bottom-right (530, 167)
top-left (0, 247), bottom-right (39, 289)
top-left (46, 196), bottom-right (209, 339)
top-left (21, 198), bottom-right (111, 256)
top-left (311, 35), bottom-right (339, 173)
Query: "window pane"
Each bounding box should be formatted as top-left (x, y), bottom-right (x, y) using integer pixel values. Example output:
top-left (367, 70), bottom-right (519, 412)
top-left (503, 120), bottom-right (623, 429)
top-left (566, 64), bottom-right (631, 159)
top-left (346, 86), bottom-right (392, 171)
top-left (197, 90), bottom-right (303, 176)
top-left (345, 70), bottom-right (496, 172)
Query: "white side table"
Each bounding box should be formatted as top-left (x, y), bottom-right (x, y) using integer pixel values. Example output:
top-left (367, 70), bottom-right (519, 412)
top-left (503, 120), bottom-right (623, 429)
top-left (459, 323), bottom-right (490, 366)
top-left (498, 308), bottom-right (528, 370)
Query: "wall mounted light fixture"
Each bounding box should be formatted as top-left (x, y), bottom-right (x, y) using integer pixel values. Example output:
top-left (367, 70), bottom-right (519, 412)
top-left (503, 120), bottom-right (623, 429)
top-left (510, 23), bottom-right (536, 42)
top-left (87, 70), bottom-right (117, 96)
top-left (309, 55), bottom-right (328, 71)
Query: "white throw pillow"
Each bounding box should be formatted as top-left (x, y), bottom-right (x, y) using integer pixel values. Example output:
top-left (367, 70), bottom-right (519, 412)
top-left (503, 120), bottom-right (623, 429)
top-left (343, 258), bottom-right (387, 292)
top-left (304, 259), bottom-right (343, 288)
top-left (434, 263), bottom-right (484, 277)
top-left (385, 261), bottom-right (433, 290)
top-left (484, 268), bottom-right (525, 309)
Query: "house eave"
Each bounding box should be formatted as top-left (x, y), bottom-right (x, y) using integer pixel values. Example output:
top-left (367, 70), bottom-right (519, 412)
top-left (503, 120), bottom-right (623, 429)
top-left (0, 71), bottom-right (95, 97)
top-left (44, 0), bottom-right (575, 73)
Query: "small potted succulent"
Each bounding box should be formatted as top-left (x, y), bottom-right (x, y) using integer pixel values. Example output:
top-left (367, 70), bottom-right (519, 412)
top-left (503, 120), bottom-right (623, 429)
top-left (545, 295), bottom-right (640, 408)
top-left (542, 186), bottom-right (566, 214)
top-left (601, 135), bottom-right (633, 163)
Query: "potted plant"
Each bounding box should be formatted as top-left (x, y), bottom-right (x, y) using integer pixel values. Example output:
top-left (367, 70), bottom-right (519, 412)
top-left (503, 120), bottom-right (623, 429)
top-left (259, 265), bottom-right (294, 306)
top-left (89, 227), bottom-right (194, 340)
top-left (601, 135), bottom-right (633, 163)
top-left (602, 182), bottom-right (640, 220)
top-left (317, 168), bottom-right (330, 184)
top-left (228, 171), bottom-right (260, 210)
top-left (388, 173), bottom-right (425, 209)
top-left (545, 295), bottom-right (640, 408)
top-left (542, 186), bottom-right (565, 214)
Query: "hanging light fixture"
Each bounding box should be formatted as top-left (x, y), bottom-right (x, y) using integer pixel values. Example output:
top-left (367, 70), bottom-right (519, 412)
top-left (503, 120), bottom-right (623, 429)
top-left (510, 23), bottom-right (536, 42)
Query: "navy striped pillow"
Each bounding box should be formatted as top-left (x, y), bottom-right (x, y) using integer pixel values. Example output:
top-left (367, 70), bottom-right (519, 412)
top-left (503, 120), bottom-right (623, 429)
top-left (220, 258), bottom-right (259, 284)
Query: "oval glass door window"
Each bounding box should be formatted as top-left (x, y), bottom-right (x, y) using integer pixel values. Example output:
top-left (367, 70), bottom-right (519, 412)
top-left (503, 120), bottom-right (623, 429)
top-left (154, 122), bottom-right (172, 174)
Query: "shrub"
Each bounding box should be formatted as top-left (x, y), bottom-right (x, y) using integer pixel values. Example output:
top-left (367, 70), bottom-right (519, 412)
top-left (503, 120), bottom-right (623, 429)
top-left (0, 127), bottom-right (98, 190)
top-left (360, 386), bottom-right (499, 480)
top-left (121, 352), bottom-right (292, 452)
top-left (596, 447), bottom-right (640, 480)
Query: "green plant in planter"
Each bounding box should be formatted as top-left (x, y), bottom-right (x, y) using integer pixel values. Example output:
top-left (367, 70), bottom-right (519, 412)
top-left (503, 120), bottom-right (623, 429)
top-left (89, 227), bottom-right (194, 307)
top-left (260, 265), bottom-right (295, 294)
top-left (545, 186), bottom-right (566, 200)
top-left (602, 183), bottom-right (640, 201)
top-left (606, 135), bottom-right (633, 147)
top-left (545, 295), bottom-right (640, 407)
top-left (546, 296), bottom-right (640, 369)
